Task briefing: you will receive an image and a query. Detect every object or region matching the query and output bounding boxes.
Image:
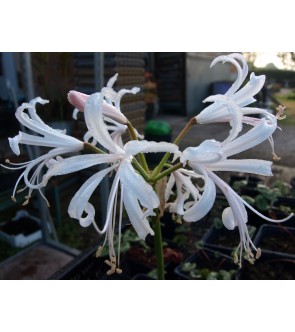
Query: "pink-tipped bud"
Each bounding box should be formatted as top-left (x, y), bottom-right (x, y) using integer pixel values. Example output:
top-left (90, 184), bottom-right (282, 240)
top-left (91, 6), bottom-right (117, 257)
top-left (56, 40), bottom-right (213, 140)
top-left (68, 90), bottom-right (89, 112)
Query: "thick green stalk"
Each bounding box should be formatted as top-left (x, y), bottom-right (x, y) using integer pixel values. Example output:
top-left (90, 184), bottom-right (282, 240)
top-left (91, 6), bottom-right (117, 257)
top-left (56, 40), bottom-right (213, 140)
top-left (151, 162), bottom-right (183, 183)
top-left (127, 121), bottom-right (149, 173)
top-left (151, 117), bottom-right (196, 177)
top-left (152, 212), bottom-right (165, 280)
top-left (84, 142), bottom-right (105, 154)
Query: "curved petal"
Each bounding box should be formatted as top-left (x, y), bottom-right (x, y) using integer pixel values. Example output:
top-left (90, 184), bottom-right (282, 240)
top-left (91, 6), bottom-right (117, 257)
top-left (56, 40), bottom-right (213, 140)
top-left (222, 207), bottom-right (237, 230)
top-left (9, 131), bottom-right (83, 155)
top-left (183, 166), bottom-right (216, 222)
top-left (234, 73), bottom-right (265, 107)
top-left (84, 93), bottom-right (122, 153)
top-left (206, 159), bottom-right (273, 176)
top-left (68, 165), bottom-right (116, 227)
top-left (210, 53), bottom-right (247, 96)
top-left (117, 160), bottom-right (159, 211)
top-left (165, 173), bottom-right (175, 202)
top-left (42, 153), bottom-right (119, 185)
top-left (204, 95), bottom-right (243, 145)
top-left (123, 189), bottom-right (155, 240)
top-left (124, 140), bottom-right (179, 157)
top-left (222, 116), bottom-right (277, 157)
top-left (181, 140), bottom-right (225, 164)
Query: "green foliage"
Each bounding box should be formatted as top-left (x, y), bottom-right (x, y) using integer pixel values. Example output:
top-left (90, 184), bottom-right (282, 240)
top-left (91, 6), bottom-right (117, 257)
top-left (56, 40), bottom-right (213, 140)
top-left (180, 262), bottom-right (236, 280)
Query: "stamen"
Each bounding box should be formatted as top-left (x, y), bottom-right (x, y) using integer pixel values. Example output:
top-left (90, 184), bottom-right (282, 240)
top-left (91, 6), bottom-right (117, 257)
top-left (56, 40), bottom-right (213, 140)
top-left (11, 196), bottom-right (17, 202)
top-left (272, 152), bottom-right (281, 161)
top-left (276, 105), bottom-right (286, 120)
top-left (104, 256), bottom-right (122, 275)
top-left (96, 246), bottom-right (104, 258)
top-left (255, 248), bottom-right (261, 259)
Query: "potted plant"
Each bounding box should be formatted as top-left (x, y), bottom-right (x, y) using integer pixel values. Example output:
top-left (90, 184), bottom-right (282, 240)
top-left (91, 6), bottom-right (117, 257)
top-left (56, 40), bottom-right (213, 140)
top-left (175, 248), bottom-right (237, 280)
top-left (202, 218), bottom-right (257, 256)
top-left (0, 210), bottom-right (42, 248)
top-left (237, 251), bottom-right (295, 280)
top-left (253, 224), bottom-right (295, 257)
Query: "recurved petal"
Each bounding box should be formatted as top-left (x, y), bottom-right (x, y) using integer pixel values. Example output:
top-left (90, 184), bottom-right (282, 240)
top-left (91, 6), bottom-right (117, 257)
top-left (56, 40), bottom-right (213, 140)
top-left (42, 153), bottom-right (119, 186)
top-left (222, 116), bottom-right (277, 157)
top-left (118, 160), bottom-right (159, 211)
top-left (222, 207), bottom-right (237, 230)
top-left (210, 54), bottom-right (245, 96)
top-left (181, 140), bottom-right (225, 164)
top-left (84, 93), bottom-right (122, 153)
top-left (183, 167), bottom-right (216, 222)
top-left (8, 134), bottom-right (21, 155)
top-left (68, 165), bottom-right (116, 227)
top-left (204, 95), bottom-right (243, 145)
top-left (205, 159), bottom-right (273, 176)
top-left (124, 140), bottom-right (180, 157)
top-left (234, 73), bottom-right (265, 107)
top-left (123, 189), bottom-right (155, 240)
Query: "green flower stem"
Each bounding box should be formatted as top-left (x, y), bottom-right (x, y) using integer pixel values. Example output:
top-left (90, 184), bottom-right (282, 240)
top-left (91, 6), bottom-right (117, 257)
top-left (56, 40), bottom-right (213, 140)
top-left (152, 211), bottom-right (165, 280)
top-left (151, 162), bottom-right (183, 183)
top-left (132, 158), bottom-right (150, 181)
top-left (151, 117), bottom-right (196, 178)
top-left (84, 142), bottom-right (105, 154)
top-left (127, 121), bottom-right (149, 173)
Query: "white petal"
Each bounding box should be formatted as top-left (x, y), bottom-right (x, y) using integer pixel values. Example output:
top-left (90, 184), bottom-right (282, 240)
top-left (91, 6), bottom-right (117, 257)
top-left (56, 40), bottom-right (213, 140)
top-left (42, 153), bottom-right (119, 185)
top-left (165, 173), bottom-right (175, 202)
top-left (206, 159), bottom-right (273, 176)
top-left (222, 207), bottom-right (237, 230)
top-left (102, 101), bottom-right (127, 124)
top-left (210, 54), bottom-right (245, 96)
top-left (8, 134), bottom-right (21, 155)
top-left (118, 160), bottom-right (159, 211)
top-left (123, 189), bottom-right (155, 240)
top-left (181, 140), bottom-right (225, 164)
top-left (84, 93), bottom-right (122, 153)
top-left (204, 95), bottom-right (243, 145)
top-left (124, 140), bottom-right (179, 157)
top-left (183, 167), bottom-right (216, 222)
top-left (234, 73), bottom-right (265, 106)
top-left (222, 116), bottom-right (277, 157)
top-left (68, 165), bottom-right (116, 227)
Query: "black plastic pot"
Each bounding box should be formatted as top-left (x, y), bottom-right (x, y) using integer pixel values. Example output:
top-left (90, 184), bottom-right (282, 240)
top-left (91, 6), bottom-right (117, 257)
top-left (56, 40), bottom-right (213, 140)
top-left (49, 246), bottom-right (133, 280)
top-left (174, 249), bottom-right (238, 280)
top-left (131, 274), bottom-right (155, 280)
top-left (202, 224), bottom-right (257, 256)
top-left (253, 224), bottom-right (295, 258)
top-left (236, 251), bottom-right (295, 280)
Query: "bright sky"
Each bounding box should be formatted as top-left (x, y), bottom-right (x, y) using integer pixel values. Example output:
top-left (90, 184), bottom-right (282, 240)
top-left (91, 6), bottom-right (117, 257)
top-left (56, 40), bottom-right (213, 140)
top-left (254, 52), bottom-right (285, 69)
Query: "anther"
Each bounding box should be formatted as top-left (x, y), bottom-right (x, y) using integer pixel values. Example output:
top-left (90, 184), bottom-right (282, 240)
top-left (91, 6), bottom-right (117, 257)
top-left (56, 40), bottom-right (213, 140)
top-left (11, 196), bottom-right (16, 202)
top-left (272, 153), bottom-right (281, 161)
top-left (276, 105), bottom-right (286, 120)
top-left (255, 248), bottom-right (261, 259)
top-left (96, 246), bottom-right (103, 258)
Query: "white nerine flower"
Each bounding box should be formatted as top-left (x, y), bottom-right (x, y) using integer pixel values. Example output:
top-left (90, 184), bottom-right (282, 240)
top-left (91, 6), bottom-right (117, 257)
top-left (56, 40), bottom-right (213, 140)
top-left (196, 53), bottom-right (266, 126)
top-left (180, 120), bottom-right (293, 265)
top-left (43, 92), bottom-right (179, 271)
top-left (2, 97), bottom-right (84, 205)
top-left (195, 53), bottom-right (285, 158)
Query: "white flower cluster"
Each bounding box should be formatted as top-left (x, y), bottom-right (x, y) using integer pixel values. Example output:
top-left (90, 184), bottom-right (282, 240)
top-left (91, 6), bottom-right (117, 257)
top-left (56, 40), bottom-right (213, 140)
top-left (3, 53), bottom-right (292, 270)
